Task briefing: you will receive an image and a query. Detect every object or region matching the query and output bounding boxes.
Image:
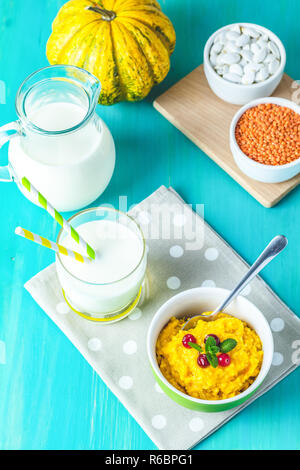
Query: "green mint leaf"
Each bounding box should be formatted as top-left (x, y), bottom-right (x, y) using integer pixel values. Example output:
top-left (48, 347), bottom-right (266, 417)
top-left (205, 336), bottom-right (217, 349)
top-left (205, 337), bottom-right (219, 359)
top-left (188, 342), bottom-right (203, 353)
top-left (220, 338), bottom-right (237, 353)
top-left (206, 352), bottom-right (218, 368)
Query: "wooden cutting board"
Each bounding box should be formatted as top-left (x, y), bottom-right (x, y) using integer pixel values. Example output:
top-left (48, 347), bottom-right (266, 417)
top-left (153, 65), bottom-right (300, 208)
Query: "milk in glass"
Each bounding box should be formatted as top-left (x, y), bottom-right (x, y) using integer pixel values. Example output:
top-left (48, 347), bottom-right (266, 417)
top-left (56, 208), bottom-right (147, 321)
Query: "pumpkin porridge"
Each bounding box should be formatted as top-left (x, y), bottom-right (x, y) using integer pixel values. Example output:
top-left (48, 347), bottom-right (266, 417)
top-left (156, 313), bottom-right (263, 400)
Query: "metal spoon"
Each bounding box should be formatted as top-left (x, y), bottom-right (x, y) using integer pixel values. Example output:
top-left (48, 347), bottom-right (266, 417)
top-left (182, 235), bottom-right (288, 330)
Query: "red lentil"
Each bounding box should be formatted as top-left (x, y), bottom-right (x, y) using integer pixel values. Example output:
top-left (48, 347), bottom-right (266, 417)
top-left (235, 103), bottom-right (300, 166)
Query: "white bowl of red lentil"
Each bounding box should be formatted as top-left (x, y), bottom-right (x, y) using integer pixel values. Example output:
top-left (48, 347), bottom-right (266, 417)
top-left (230, 97), bottom-right (300, 183)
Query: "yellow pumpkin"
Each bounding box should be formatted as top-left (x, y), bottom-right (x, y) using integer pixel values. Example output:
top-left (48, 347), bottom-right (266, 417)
top-left (46, 0), bottom-right (176, 105)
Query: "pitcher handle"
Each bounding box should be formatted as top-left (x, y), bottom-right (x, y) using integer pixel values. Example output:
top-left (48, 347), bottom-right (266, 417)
top-left (0, 121), bottom-right (21, 182)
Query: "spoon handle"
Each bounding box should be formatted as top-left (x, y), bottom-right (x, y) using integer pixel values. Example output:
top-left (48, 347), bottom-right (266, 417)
top-left (212, 235), bottom-right (288, 316)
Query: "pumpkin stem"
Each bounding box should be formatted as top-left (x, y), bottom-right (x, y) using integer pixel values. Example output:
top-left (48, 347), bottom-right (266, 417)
top-left (87, 5), bottom-right (116, 21)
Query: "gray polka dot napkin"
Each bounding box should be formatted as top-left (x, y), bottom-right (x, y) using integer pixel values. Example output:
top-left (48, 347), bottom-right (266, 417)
top-left (25, 186), bottom-right (300, 450)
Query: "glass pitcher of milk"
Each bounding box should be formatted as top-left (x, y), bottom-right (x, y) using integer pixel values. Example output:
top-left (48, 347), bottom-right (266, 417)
top-left (0, 65), bottom-right (115, 212)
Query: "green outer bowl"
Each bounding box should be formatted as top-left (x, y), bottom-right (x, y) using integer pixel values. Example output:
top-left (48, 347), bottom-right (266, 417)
top-left (147, 288), bottom-right (274, 413)
top-left (151, 364), bottom-right (261, 412)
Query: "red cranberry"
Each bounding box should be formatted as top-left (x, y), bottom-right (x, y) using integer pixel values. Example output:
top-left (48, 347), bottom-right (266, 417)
top-left (204, 334), bottom-right (220, 346)
top-left (218, 353), bottom-right (231, 367)
top-left (182, 334), bottom-right (197, 348)
top-left (197, 354), bottom-right (210, 368)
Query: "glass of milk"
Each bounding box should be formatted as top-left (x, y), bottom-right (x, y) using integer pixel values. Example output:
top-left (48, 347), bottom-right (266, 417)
top-left (56, 207), bottom-right (147, 323)
top-left (0, 65), bottom-right (115, 212)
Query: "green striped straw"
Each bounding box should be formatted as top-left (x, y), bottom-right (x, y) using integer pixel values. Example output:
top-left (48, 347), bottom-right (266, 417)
top-left (15, 226), bottom-right (92, 264)
top-left (21, 177), bottom-right (96, 260)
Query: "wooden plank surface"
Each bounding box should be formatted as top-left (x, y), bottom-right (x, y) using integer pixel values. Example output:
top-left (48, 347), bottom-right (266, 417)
top-left (154, 66), bottom-right (300, 208)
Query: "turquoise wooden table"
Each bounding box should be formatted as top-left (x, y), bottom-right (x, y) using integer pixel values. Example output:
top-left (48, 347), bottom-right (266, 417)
top-left (0, 0), bottom-right (299, 450)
